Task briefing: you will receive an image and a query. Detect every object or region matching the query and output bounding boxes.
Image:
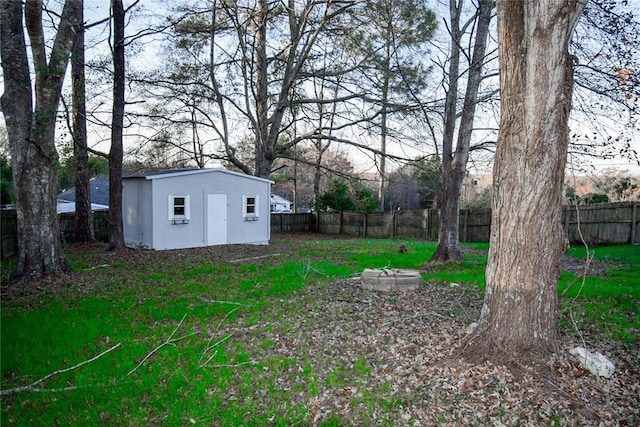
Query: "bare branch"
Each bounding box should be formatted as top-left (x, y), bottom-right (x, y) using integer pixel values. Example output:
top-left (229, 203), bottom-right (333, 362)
top-left (0, 343), bottom-right (122, 396)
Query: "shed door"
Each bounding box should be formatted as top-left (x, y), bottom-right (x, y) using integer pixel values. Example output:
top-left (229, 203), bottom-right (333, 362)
top-left (207, 194), bottom-right (227, 245)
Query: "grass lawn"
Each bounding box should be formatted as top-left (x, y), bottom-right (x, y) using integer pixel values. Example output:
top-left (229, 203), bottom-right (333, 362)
top-left (1, 237), bottom-right (638, 425)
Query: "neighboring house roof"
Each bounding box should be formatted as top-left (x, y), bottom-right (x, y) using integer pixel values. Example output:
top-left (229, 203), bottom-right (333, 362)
top-left (270, 194), bottom-right (292, 212)
top-left (123, 168), bottom-right (274, 184)
top-left (58, 177), bottom-right (109, 206)
top-left (271, 194), bottom-right (291, 204)
top-left (57, 201), bottom-right (109, 214)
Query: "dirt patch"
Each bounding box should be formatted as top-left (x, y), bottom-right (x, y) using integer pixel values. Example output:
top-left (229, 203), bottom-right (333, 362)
top-left (560, 255), bottom-right (620, 277)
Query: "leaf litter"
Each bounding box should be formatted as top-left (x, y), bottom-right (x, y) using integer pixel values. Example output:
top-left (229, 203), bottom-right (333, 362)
top-left (213, 274), bottom-right (638, 425)
top-left (1, 235), bottom-right (638, 425)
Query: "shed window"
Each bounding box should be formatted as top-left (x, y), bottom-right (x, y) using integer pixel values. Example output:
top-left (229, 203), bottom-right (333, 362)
top-left (168, 195), bottom-right (190, 223)
top-left (173, 197), bottom-right (186, 216)
top-left (243, 195), bottom-right (259, 220)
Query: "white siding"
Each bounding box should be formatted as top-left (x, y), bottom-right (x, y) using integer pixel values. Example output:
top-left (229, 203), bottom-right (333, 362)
top-left (124, 169), bottom-right (271, 250)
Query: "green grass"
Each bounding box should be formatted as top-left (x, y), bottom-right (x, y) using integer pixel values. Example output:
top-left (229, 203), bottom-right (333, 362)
top-left (567, 244), bottom-right (640, 264)
top-left (559, 244), bottom-right (640, 344)
top-left (1, 238), bottom-right (638, 425)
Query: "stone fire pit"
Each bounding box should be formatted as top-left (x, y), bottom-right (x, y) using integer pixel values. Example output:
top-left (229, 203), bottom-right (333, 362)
top-left (360, 268), bottom-right (421, 292)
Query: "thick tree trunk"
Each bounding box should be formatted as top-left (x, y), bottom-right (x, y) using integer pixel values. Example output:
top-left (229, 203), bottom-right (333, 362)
top-left (72, 0), bottom-right (95, 243)
top-left (475, 0), bottom-right (585, 358)
top-left (1, 0), bottom-right (80, 281)
top-left (432, 173), bottom-right (464, 261)
top-left (108, 0), bottom-right (125, 250)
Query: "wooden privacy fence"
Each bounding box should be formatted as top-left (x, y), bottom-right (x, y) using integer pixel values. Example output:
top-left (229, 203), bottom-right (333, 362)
top-left (273, 202), bottom-right (640, 245)
top-left (564, 203), bottom-right (639, 245)
top-left (1, 210), bottom-right (110, 258)
top-left (1, 209), bottom-right (18, 259)
top-left (2, 203), bottom-right (638, 258)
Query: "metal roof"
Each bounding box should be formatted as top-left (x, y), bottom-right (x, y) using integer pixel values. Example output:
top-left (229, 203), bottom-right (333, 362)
top-left (123, 168), bottom-right (274, 184)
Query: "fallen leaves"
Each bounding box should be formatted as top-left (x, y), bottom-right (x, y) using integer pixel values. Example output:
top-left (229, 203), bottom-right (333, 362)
top-left (231, 278), bottom-right (639, 425)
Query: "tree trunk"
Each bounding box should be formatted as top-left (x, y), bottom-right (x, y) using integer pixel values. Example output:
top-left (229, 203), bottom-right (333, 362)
top-left (430, 0), bottom-right (461, 261)
top-left (108, 0), bottom-right (125, 250)
top-left (431, 0), bottom-right (492, 263)
top-left (0, 0), bottom-right (80, 281)
top-left (254, 0), bottom-right (271, 178)
top-left (378, 57), bottom-right (390, 212)
top-left (72, 0), bottom-right (95, 243)
top-left (475, 0), bottom-right (585, 359)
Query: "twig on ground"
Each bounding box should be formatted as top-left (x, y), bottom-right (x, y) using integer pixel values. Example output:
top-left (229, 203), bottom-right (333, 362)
top-left (228, 253), bottom-right (281, 263)
top-left (125, 314), bottom-right (195, 378)
top-left (199, 308), bottom-right (238, 368)
top-left (199, 334), bottom-right (234, 367)
top-left (1, 343), bottom-right (122, 396)
top-left (83, 264), bottom-right (110, 271)
top-left (200, 298), bottom-right (251, 307)
top-left (302, 259), bottom-right (312, 279)
top-left (210, 361), bottom-right (258, 369)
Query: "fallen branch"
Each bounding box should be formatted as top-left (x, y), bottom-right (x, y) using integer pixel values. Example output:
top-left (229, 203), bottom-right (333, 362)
top-left (0, 343), bottom-right (122, 396)
top-left (228, 253), bottom-right (281, 263)
top-left (199, 308), bottom-right (238, 368)
top-left (200, 298), bottom-right (251, 307)
top-left (125, 314), bottom-right (196, 378)
top-left (210, 361), bottom-right (258, 369)
top-left (199, 333), bottom-right (234, 367)
top-left (84, 264), bottom-right (110, 271)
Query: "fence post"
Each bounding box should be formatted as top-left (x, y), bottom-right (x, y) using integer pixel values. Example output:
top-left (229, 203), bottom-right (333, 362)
top-left (392, 211), bottom-right (396, 239)
top-left (363, 213), bottom-right (367, 238)
top-left (632, 203), bottom-right (638, 245)
top-left (463, 209), bottom-right (468, 242)
top-left (423, 209), bottom-right (428, 241)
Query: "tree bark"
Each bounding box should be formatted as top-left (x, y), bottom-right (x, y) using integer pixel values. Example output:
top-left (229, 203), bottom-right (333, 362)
top-left (72, 0), bottom-right (95, 243)
top-left (431, 0), bottom-right (492, 263)
top-left (0, 0), bottom-right (81, 281)
top-left (254, 0), bottom-right (271, 178)
top-left (378, 55), bottom-right (390, 212)
top-left (475, 0), bottom-right (585, 359)
top-left (108, 0), bottom-right (125, 250)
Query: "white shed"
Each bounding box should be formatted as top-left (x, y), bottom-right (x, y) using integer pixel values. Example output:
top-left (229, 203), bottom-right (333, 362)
top-left (122, 168), bottom-right (272, 250)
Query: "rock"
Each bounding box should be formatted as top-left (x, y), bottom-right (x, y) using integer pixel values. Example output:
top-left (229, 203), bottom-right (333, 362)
top-left (568, 346), bottom-right (615, 378)
top-left (361, 268), bottom-right (421, 292)
top-left (465, 322), bottom-right (479, 335)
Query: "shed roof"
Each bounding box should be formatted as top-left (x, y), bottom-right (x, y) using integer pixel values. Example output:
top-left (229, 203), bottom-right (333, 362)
top-left (123, 168), bottom-right (273, 184)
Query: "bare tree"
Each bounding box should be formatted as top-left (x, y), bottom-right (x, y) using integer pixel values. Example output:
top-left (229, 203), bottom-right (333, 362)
top-left (430, 0), bottom-right (494, 262)
top-left (71, 0), bottom-right (95, 243)
top-left (141, 1), bottom-right (363, 178)
top-left (470, 0), bottom-right (586, 360)
top-left (0, 0), bottom-right (81, 281)
top-left (348, 0), bottom-right (437, 211)
top-left (108, 0), bottom-right (125, 250)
